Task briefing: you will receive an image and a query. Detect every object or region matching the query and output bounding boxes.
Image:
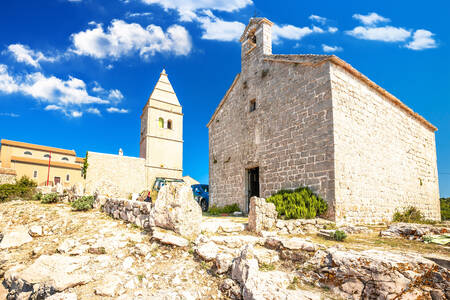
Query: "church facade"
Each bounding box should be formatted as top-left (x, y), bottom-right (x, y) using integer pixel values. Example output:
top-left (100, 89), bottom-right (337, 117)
top-left (207, 18), bottom-right (440, 224)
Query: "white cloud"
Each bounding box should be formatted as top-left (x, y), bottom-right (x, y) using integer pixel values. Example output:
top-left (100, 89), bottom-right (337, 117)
top-left (0, 112), bottom-right (19, 117)
top-left (0, 65), bottom-right (19, 93)
top-left (322, 44), bottom-right (343, 52)
top-left (346, 26), bottom-right (411, 42)
top-left (126, 12), bottom-right (152, 18)
top-left (328, 27), bottom-right (338, 33)
top-left (309, 15), bottom-right (327, 24)
top-left (353, 12), bottom-right (390, 26)
top-left (7, 44), bottom-right (57, 68)
top-left (107, 107), bottom-right (129, 113)
top-left (195, 10), bottom-right (245, 41)
top-left (71, 19), bottom-right (192, 59)
top-left (86, 107), bottom-right (101, 115)
top-left (0, 64), bottom-right (119, 118)
top-left (108, 89), bottom-right (124, 101)
top-left (141, 0), bottom-right (252, 21)
top-left (405, 29), bottom-right (437, 50)
top-left (272, 24), bottom-right (325, 43)
top-left (71, 111), bottom-right (83, 117)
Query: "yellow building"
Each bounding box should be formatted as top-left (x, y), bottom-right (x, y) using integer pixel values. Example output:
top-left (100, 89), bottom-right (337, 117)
top-left (0, 139), bottom-right (84, 186)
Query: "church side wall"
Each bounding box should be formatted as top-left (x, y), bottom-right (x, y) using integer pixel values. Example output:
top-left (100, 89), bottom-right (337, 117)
top-left (209, 59), bottom-right (336, 216)
top-left (331, 64), bottom-right (440, 224)
top-left (85, 152), bottom-right (146, 198)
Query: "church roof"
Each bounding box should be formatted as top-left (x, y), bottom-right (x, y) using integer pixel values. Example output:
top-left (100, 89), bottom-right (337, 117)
top-left (144, 69), bottom-right (181, 110)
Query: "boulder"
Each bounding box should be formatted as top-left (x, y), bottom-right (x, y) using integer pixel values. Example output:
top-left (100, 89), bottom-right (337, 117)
top-left (247, 196), bottom-right (277, 233)
top-left (152, 228), bottom-right (189, 247)
top-left (195, 241), bottom-right (219, 261)
top-left (0, 226), bottom-right (33, 249)
top-left (94, 273), bottom-right (122, 297)
top-left (216, 253), bottom-right (234, 274)
top-left (4, 254), bottom-right (92, 298)
top-left (152, 183), bottom-right (202, 239)
top-left (380, 223), bottom-right (449, 240)
top-left (304, 247), bottom-right (450, 299)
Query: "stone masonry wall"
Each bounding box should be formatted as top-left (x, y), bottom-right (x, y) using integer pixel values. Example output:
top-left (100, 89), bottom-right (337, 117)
top-left (331, 63), bottom-right (440, 224)
top-left (85, 152), bottom-right (146, 198)
top-left (209, 55), bottom-right (335, 215)
top-left (99, 197), bottom-right (153, 230)
top-left (0, 167), bottom-right (16, 184)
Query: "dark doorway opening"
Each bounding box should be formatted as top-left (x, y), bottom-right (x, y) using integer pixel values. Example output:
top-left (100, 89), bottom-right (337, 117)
top-left (247, 167), bottom-right (259, 212)
top-left (54, 177), bottom-right (60, 185)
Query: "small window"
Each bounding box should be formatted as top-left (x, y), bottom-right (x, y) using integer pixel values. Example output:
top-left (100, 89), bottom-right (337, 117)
top-left (158, 117), bottom-right (164, 128)
top-left (66, 174), bottom-right (70, 181)
top-left (167, 120), bottom-right (172, 130)
top-left (249, 99), bottom-right (256, 112)
top-left (44, 154), bottom-right (50, 158)
top-left (252, 34), bottom-right (257, 44)
top-left (24, 151), bottom-right (32, 155)
top-left (62, 157), bottom-right (69, 161)
top-left (33, 170), bottom-right (37, 178)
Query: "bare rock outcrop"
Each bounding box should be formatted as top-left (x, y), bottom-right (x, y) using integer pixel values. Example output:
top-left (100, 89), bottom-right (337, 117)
top-left (304, 247), bottom-right (450, 299)
top-left (152, 183), bottom-right (202, 239)
top-left (247, 196), bottom-right (277, 233)
top-left (380, 222), bottom-right (449, 240)
top-left (0, 226), bottom-right (33, 249)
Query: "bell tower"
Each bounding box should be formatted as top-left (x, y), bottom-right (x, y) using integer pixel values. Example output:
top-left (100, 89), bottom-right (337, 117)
top-left (240, 18), bottom-right (273, 72)
top-left (140, 69), bottom-right (183, 187)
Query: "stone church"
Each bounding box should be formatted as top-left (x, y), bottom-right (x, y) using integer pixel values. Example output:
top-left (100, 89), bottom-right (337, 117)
top-left (207, 18), bottom-right (440, 224)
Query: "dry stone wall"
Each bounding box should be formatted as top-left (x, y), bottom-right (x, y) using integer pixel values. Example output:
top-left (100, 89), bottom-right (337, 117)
top-left (330, 64), bottom-right (440, 224)
top-left (99, 198), bottom-right (153, 230)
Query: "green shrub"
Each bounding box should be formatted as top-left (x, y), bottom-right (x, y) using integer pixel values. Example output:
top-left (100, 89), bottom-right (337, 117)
top-left (207, 203), bottom-right (240, 215)
top-left (392, 206), bottom-right (435, 224)
top-left (41, 193), bottom-right (59, 204)
top-left (33, 192), bottom-right (43, 201)
top-left (71, 196), bottom-right (94, 211)
top-left (0, 176), bottom-right (37, 202)
top-left (266, 187), bottom-right (327, 219)
top-left (440, 198), bottom-right (450, 221)
top-left (332, 230), bottom-right (347, 241)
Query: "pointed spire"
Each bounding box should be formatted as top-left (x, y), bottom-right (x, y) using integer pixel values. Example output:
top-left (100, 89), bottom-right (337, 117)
top-left (147, 68), bottom-right (180, 106)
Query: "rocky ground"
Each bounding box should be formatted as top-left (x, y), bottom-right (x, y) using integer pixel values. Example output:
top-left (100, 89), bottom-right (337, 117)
top-left (1, 199), bottom-right (449, 300)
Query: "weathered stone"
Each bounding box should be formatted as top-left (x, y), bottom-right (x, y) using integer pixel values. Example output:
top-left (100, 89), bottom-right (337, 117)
top-left (4, 255), bottom-right (92, 296)
top-left (305, 247), bottom-right (450, 299)
top-left (231, 245), bottom-right (259, 285)
top-left (380, 223), bottom-right (449, 240)
top-left (153, 183), bottom-right (202, 239)
top-left (0, 226), bottom-right (33, 249)
top-left (94, 273), bottom-right (122, 297)
top-left (281, 237), bottom-right (317, 252)
top-left (219, 278), bottom-right (242, 299)
top-left (57, 238), bottom-right (76, 253)
top-left (216, 253), bottom-right (234, 274)
top-left (248, 196), bottom-right (277, 233)
top-left (195, 241), bottom-right (219, 261)
top-left (200, 219), bottom-right (245, 233)
top-left (46, 292), bottom-right (78, 300)
top-left (29, 225), bottom-right (43, 237)
top-left (253, 247), bottom-right (279, 265)
top-left (152, 228), bottom-right (189, 247)
top-left (210, 235), bottom-right (261, 248)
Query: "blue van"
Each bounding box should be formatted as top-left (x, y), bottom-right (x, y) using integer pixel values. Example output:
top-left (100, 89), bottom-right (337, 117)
top-left (191, 184), bottom-right (209, 212)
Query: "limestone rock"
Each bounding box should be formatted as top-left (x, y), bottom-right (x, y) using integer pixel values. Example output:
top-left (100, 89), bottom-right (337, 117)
top-left (94, 274), bottom-right (122, 297)
top-left (305, 247), bottom-right (450, 299)
top-left (216, 253), bottom-right (234, 274)
top-left (247, 196), bottom-right (277, 233)
top-left (4, 254), bottom-right (92, 297)
top-left (0, 226), bottom-right (33, 249)
top-left (153, 183), bottom-right (202, 239)
top-left (152, 228), bottom-right (189, 247)
top-left (57, 238), bottom-right (77, 253)
top-left (29, 225), bottom-right (43, 237)
top-left (380, 222), bottom-right (449, 240)
top-left (200, 219), bottom-right (245, 233)
top-left (219, 278), bottom-right (242, 299)
top-left (253, 247), bottom-right (279, 265)
top-left (281, 237), bottom-right (317, 252)
top-left (46, 292), bottom-right (78, 300)
top-left (231, 245), bottom-right (259, 285)
top-left (195, 241), bottom-right (219, 261)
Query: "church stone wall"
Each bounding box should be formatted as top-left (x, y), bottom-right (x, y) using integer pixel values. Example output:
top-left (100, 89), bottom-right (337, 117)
top-left (331, 64), bottom-right (440, 224)
top-left (85, 152), bottom-right (146, 198)
top-left (209, 58), bottom-right (336, 215)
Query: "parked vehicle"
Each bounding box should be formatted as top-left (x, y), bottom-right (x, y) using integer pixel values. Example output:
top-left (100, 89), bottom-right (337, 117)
top-left (192, 184), bottom-right (209, 212)
top-left (148, 177), bottom-right (184, 202)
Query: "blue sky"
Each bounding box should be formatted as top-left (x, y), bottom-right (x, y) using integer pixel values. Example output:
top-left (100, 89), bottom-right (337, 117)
top-left (0, 0), bottom-right (449, 196)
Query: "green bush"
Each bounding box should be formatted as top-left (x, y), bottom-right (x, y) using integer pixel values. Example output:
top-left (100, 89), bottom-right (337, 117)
top-left (266, 187), bottom-right (327, 219)
top-left (0, 176), bottom-right (37, 202)
top-left (440, 198), bottom-right (450, 221)
top-left (33, 192), bottom-right (43, 201)
top-left (332, 230), bottom-right (347, 241)
top-left (71, 196), bottom-right (94, 211)
top-left (207, 203), bottom-right (241, 215)
top-left (41, 193), bottom-right (59, 204)
top-left (392, 206), bottom-right (436, 224)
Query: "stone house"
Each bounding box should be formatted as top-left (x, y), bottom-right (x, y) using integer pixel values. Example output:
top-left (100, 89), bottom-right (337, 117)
top-left (207, 18), bottom-right (440, 224)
